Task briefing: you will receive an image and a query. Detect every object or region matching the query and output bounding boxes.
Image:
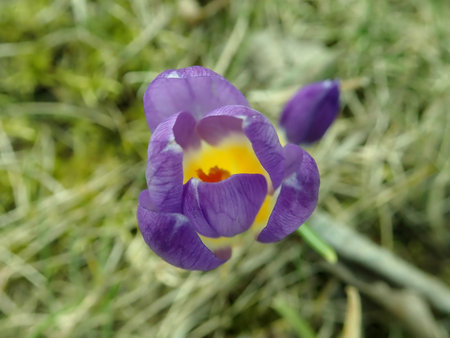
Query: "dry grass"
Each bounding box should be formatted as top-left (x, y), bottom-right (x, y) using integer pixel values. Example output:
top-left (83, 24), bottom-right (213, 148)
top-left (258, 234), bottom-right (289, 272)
top-left (1, 0), bottom-right (449, 337)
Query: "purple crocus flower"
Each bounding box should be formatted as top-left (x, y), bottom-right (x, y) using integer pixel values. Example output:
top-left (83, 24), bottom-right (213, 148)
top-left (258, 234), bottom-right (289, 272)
top-left (279, 80), bottom-right (340, 144)
top-left (137, 66), bottom-right (320, 271)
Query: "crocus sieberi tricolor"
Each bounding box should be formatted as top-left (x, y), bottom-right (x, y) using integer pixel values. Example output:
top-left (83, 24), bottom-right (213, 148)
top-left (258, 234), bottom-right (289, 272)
top-left (137, 66), bottom-right (340, 271)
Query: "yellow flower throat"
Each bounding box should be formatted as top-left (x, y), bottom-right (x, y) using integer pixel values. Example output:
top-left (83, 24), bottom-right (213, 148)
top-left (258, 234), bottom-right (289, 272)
top-left (182, 134), bottom-right (278, 247)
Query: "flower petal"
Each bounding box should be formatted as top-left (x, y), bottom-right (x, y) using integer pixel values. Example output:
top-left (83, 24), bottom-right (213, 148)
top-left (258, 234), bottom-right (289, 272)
top-left (279, 80), bottom-right (340, 144)
top-left (257, 144), bottom-right (320, 243)
top-left (196, 114), bottom-right (243, 145)
top-left (173, 111), bottom-right (201, 150)
top-left (183, 174), bottom-right (267, 237)
top-left (138, 190), bottom-right (228, 270)
top-left (144, 66), bottom-right (249, 131)
top-left (198, 105), bottom-right (286, 190)
top-left (145, 113), bottom-right (186, 213)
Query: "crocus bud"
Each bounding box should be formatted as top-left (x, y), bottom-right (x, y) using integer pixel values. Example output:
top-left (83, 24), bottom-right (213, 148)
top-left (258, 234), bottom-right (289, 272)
top-left (279, 80), bottom-right (340, 144)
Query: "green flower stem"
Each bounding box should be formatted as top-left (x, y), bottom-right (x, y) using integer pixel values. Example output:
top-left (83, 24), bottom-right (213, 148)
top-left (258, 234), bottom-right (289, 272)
top-left (273, 298), bottom-right (316, 338)
top-left (297, 224), bottom-right (337, 263)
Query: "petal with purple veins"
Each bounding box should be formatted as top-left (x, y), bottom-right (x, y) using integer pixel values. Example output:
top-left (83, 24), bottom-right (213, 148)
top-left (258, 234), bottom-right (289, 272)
top-left (145, 113), bottom-right (193, 213)
top-left (144, 66), bottom-right (249, 131)
top-left (138, 190), bottom-right (229, 270)
top-left (257, 144), bottom-right (320, 243)
top-left (183, 174), bottom-right (267, 237)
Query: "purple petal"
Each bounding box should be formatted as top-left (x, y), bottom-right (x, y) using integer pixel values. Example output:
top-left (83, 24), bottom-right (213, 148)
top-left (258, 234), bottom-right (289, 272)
top-left (257, 144), bottom-right (320, 243)
top-left (138, 190), bottom-right (228, 270)
top-left (279, 80), bottom-right (340, 144)
top-left (145, 113), bottom-right (185, 213)
top-left (198, 105), bottom-right (286, 190)
top-left (173, 111), bottom-right (201, 150)
top-left (196, 115), bottom-right (243, 145)
top-left (144, 66), bottom-right (249, 131)
top-left (183, 174), bottom-right (267, 237)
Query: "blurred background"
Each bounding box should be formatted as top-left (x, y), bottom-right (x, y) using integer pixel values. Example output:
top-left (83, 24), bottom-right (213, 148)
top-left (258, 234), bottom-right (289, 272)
top-left (1, 0), bottom-right (449, 337)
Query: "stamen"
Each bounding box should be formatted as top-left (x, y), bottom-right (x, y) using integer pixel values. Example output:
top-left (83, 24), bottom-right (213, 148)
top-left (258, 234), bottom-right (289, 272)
top-left (197, 166), bottom-right (231, 183)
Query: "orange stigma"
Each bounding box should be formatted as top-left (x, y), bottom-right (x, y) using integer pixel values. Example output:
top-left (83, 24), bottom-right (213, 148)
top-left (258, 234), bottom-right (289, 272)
top-left (196, 166), bottom-right (231, 183)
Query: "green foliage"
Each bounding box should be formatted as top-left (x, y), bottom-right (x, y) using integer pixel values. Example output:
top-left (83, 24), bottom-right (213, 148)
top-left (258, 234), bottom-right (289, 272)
top-left (1, 0), bottom-right (449, 337)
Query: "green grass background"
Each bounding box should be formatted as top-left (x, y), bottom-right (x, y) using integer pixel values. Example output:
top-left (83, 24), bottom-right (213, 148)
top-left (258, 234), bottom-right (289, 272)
top-left (1, 0), bottom-right (449, 337)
